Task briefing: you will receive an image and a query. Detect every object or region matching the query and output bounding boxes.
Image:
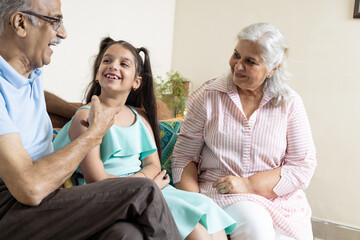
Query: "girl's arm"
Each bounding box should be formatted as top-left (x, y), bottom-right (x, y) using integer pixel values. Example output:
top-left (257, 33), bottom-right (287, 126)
top-left (69, 108), bottom-right (117, 183)
top-left (131, 151), bottom-right (161, 180)
top-left (131, 150), bottom-right (170, 190)
top-left (135, 109), bottom-right (169, 188)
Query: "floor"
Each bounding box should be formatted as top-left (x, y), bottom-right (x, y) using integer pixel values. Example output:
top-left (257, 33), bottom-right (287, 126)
top-left (312, 218), bottom-right (360, 240)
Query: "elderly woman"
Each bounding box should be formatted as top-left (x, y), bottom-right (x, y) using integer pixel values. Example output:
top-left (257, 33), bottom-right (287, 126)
top-left (171, 23), bottom-right (316, 240)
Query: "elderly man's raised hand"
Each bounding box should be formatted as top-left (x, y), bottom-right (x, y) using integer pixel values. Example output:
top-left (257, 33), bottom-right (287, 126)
top-left (86, 96), bottom-right (121, 142)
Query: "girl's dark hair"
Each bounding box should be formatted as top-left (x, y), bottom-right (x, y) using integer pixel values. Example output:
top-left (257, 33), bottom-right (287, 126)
top-left (84, 37), bottom-right (161, 158)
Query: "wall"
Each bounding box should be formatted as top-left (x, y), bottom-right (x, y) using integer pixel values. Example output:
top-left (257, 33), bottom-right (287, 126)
top-left (172, 0), bottom-right (360, 228)
top-left (43, 0), bottom-right (176, 102)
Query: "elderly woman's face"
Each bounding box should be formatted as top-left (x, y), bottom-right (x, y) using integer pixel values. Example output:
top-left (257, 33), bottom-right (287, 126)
top-left (229, 40), bottom-right (270, 92)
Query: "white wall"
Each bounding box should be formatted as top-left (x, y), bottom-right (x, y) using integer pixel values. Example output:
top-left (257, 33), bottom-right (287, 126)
top-left (43, 0), bottom-right (176, 102)
top-left (172, 0), bottom-right (360, 228)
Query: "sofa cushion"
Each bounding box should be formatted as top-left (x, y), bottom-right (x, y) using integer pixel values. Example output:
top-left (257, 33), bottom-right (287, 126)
top-left (159, 121), bottom-right (182, 185)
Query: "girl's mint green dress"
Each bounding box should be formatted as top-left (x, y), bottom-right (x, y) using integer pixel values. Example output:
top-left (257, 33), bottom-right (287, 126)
top-left (53, 106), bottom-right (236, 239)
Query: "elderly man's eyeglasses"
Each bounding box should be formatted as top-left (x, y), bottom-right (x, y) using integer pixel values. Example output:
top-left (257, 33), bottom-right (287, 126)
top-left (20, 11), bottom-right (63, 31)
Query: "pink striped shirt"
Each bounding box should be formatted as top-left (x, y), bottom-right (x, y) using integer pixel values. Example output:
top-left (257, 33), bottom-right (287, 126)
top-left (171, 75), bottom-right (316, 239)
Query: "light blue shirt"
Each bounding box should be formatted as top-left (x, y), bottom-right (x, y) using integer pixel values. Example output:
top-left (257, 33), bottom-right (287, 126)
top-left (0, 55), bottom-right (53, 161)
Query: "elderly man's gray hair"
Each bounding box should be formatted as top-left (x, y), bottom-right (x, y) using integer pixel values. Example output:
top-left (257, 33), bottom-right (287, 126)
top-left (0, 0), bottom-right (39, 35)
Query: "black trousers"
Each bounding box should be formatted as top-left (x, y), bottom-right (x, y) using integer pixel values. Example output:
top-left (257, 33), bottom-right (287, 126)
top-left (0, 178), bottom-right (181, 240)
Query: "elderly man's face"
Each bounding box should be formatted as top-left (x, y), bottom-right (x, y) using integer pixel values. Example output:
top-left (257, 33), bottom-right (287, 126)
top-left (25, 0), bottom-right (67, 68)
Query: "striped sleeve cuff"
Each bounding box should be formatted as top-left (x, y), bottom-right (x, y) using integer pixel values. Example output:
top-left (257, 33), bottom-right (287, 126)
top-left (273, 174), bottom-right (296, 197)
top-left (171, 167), bottom-right (184, 184)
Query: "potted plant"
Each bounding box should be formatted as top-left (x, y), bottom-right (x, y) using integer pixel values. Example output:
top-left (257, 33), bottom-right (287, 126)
top-left (155, 71), bottom-right (190, 118)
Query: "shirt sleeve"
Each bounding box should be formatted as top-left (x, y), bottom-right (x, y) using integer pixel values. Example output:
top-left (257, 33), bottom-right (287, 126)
top-left (0, 93), bottom-right (18, 136)
top-left (171, 84), bottom-right (207, 184)
top-left (273, 95), bottom-right (317, 196)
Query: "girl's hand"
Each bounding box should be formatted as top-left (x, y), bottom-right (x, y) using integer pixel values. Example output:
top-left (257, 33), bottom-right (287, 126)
top-left (213, 176), bottom-right (252, 194)
top-left (153, 170), bottom-right (170, 190)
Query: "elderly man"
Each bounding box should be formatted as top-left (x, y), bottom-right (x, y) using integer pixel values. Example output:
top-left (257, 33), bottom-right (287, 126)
top-left (0, 0), bottom-right (181, 239)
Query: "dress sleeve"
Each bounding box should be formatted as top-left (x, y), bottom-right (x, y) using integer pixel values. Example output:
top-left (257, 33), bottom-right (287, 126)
top-left (171, 85), bottom-right (207, 184)
top-left (273, 95), bottom-right (317, 196)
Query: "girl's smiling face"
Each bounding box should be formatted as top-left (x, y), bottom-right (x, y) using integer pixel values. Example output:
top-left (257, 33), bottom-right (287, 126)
top-left (97, 44), bottom-right (141, 94)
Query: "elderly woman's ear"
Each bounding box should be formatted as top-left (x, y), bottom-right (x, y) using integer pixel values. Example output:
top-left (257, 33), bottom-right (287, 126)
top-left (267, 64), bottom-right (281, 78)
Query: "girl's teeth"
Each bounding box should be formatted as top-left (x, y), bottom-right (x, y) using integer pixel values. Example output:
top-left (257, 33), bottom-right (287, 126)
top-left (106, 74), bottom-right (118, 79)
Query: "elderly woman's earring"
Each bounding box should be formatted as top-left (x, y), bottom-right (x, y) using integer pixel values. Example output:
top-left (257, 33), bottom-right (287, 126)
top-left (95, 79), bottom-right (99, 83)
top-left (132, 87), bottom-right (138, 91)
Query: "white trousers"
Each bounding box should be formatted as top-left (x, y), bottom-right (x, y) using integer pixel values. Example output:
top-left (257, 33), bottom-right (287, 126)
top-left (223, 201), bottom-right (295, 240)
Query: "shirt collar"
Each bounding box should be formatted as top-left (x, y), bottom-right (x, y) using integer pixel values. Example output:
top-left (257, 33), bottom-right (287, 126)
top-left (205, 74), bottom-right (277, 107)
top-left (204, 74), bottom-right (233, 93)
top-left (0, 55), bottom-right (42, 88)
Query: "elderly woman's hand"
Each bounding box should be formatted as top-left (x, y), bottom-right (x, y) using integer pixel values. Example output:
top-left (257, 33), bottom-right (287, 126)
top-left (213, 168), bottom-right (282, 198)
top-left (213, 176), bottom-right (253, 194)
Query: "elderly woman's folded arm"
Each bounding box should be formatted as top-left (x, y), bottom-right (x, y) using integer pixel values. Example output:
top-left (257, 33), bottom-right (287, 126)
top-left (246, 167), bottom-right (282, 198)
top-left (273, 96), bottom-right (317, 197)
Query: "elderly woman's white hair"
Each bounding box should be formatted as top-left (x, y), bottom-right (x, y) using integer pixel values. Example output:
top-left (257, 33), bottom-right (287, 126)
top-left (231, 23), bottom-right (291, 106)
top-left (0, 0), bottom-right (39, 36)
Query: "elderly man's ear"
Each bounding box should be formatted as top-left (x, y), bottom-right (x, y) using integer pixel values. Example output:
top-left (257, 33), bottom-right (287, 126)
top-left (9, 12), bottom-right (28, 37)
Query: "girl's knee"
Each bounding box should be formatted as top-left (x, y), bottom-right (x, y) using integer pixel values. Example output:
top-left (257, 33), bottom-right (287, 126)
top-left (185, 223), bottom-right (212, 240)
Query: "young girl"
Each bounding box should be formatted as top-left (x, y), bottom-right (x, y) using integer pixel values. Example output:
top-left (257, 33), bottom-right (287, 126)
top-left (53, 37), bottom-right (236, 240)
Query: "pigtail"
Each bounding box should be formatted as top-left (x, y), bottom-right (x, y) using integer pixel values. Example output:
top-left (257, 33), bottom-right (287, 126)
top-left (140, 48), bottom-right (161, 158)
top-left (126, 47), bottom-right (162, 159)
